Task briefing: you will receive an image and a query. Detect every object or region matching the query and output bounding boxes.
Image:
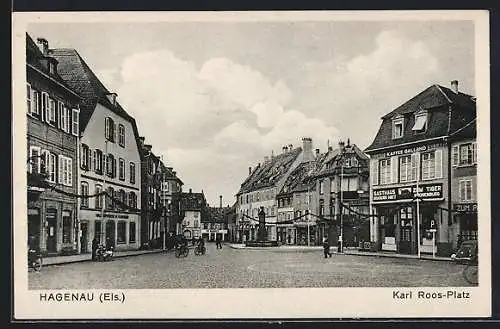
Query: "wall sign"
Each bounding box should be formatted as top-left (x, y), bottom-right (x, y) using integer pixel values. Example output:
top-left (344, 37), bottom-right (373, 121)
top-left (453, 203), bottom-right (477, 212)
top-left (96, 213), bottom-right (129, 219)
top-left (372, 183), bottom-right (443, 203)
top-left (373, 142), bottom-right (446, 159)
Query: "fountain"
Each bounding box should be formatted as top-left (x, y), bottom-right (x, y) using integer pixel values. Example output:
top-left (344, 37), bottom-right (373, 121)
top-left (245, 206), bottom-right (279, 247)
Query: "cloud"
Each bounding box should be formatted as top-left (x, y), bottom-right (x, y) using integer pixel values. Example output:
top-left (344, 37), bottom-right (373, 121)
top-left (296, 30), bottom-right (440, 148)
top-left (110, 50), bottom-right (339, 204)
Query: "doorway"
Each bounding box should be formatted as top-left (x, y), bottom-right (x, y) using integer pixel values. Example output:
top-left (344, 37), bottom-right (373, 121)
top-left (46, 208), bottom-right (58, 253)
top-left (105, 220), bottom-right (115, 246)
top-left (28, 209), bottom-right (40, 249)
top-left (80, 221), bottom-right (88, 253)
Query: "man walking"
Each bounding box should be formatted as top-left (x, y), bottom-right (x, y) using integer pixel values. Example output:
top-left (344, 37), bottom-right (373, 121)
top-left (215, 234), bottom-right (222, 249)
top-left (323, 237), bottom-right (332, 258)
top-left (91, 237), bottom-right (98, 260)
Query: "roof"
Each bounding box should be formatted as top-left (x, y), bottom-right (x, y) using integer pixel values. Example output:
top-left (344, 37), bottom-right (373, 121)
top-left (449, 118), bottom-right (477, 141)
top-left (180, 192), bottom-right (206, 211)
top-left (365, 84), bottom-right (476, 153)
top-left (26, 34), bottom-right (79, 98)
top-left (237, 147), bottom-right (302, 194)
top-left (278, 161), bottom-right (316, 195)
top-left (49, 47), bottom-right (144, 157)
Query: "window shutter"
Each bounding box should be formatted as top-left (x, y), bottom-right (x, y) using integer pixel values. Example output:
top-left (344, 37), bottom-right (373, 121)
top-left (58, 155), bottom-right (63, 184)
top-left (370, 159), bottom-right (379, 186)
top-left (88, 149), bottom-right (93, 171)
top-left (390, 156), bottom-right (398, 184)
top-left (42, 150), bottom-right (49, 174)
top-left (72, 109), bottom-right (79, 136)
top-left (68, 158), bottom-right (73, 186)
top-left (452, 145), bottom-right (459, 167)
top-left (434, 149), bottom-right (443, 179)
top-left (105, 117), bottom-right (109, 139)
top-left (410, 153), bottom-right (418, 181)
top-left (42, 93), bottom-right (49, 123)
top-left (472, 142), bottom-right (477, 164)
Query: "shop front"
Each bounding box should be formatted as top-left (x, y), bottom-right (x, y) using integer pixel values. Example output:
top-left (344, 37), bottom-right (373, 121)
top-left (454, 203), bottom-right (477, 242)
top-left (372, 182), bottom-right (446, 255)
top-left (295, 223), bottom-right (317, 246)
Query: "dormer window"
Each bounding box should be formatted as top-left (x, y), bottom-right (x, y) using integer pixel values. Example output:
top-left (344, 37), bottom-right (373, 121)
top-left (49, 62), bottom-right (55, 74)
top-left (392, 116), bottom-right (404, 139)
top-left (412, 110), bottom-right (427, 134)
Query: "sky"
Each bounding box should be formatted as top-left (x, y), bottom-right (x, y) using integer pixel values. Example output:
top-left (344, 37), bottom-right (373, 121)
top-left (27, 19), bottom-right (475, 206)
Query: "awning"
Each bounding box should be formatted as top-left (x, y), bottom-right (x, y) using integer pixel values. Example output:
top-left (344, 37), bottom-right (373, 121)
top-left (412, 115), bottom-right (427, 131)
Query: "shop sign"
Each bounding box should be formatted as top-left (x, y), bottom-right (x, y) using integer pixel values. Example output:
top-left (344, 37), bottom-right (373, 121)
top-left (372, 183), bottom-right (443, 203)
top-left (96, 213), bottom-right (129, 219)
top-left (453, 203), bottom-right (477, 212)
top-left (374, 142), bottom-right (446, 159)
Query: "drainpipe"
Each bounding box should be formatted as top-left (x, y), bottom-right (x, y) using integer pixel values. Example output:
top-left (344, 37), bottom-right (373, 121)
top-left (446, 104), bottom-right (453, 248)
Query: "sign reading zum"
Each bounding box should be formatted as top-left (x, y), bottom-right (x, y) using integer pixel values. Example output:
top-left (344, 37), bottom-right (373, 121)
top-left (372, 183), bottom-right (443, 203)
top-left (96, 213), bottom-right (129, 219)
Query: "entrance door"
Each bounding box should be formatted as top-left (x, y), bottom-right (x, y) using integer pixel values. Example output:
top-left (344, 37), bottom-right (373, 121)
top-left (28, 210), bottom-right (40, 249)
top-left (46, 219), bottom-right (57, 253)
top-left (80, 221), bottom-right (88, 253)
top-left (105, 220), bottom-right (115, 246)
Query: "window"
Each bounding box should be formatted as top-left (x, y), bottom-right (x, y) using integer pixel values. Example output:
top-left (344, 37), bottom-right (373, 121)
top-left (129, 162), bottom-right (136, 184)
top-left (28, 146), bottom-right (41, 174)
top-left (58, 104), bottom-right (70, 133)
top-left (105, 117), bottom-right (115, 142)
top-left (71, 109), bottom-right (79, 136)
top-left (459, 143), bottom-right (476, 166)
top-left (163, 182), bottom-right (169, 192)
top-left (117, 189), bottom-right (126, 210)
top-left (26, 84), bottom-right (32, 113)
top-left (41, 92), bottom-right (49, 122)
top-left (344, 157), bottom-right (358, 168)
top-left (58, 155), bottom-right (73, 186)
top-left (459, 180), bottom-right (473, 201)
top-left (319, 180), bottom-right (324, 194)
top-left (341, 177), bottom-right (359, 191)
top-left (194, 220), bottom-right (199, 228)
top-left (95, 184), bottom-right (103, 209)
top-left (379, 159), bottom-right (391, 185)
top-left (421, 150), bottom-right (443, 180)
top-left (106, 154), bottom-right (116, 178)
top-left (48, 98), bottom-right (56, 124)
top-left (392, 116), bottom-right (404, 139)
top-left (49, 62), bottom-right (55, 74)
top-left (106, 187), bottom-right (114, 209)
top-left (129, 222), bottom-right (136, 243)
top-left (31, 89), bottom-right (40, 115)
top-left (43, 152), bottom-right (57, 183)
top-left (319, 204), bottom-right (325, 216)
top-left (57, 101), bottom-right (64, 129)
top-left (81, 182), bottom-right (89, 208)
top-left (62, 211), bottom-right (72, 244)
top-left (399, 156), bottom-right (413, 182)
top-left (412, 112), bottom-right (427, 133)
top-left (117, 221), bottom-right (126, 244)
top-left (119, 158), bottom-right (125, 180)
top-left (81, 144), bottom-right (90, 170)
top-left (118, 124), bottom-right (125, 147)
top-left (94, 149), bottom-right (103, 174)
top-left (128, 191), bottom-right (137, 209)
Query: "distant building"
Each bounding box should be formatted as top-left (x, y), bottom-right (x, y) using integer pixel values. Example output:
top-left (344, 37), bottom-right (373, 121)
top-left (203, 196), bottom-right (231, 242)
top-left (26, 34), bottom-right (81, 255)
top-left (51, 46), bottom-right (143, 252)
top-left (179, 189), bottom-right (208, 239)
top-left (236, 138), bottom-right (315, 243)
top-left (365, 81), bottom-right (476, 256)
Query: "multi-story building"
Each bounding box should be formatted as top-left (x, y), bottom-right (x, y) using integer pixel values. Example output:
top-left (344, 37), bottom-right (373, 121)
top-left (138, 137), bottom-right (164, 249)
top-left (179, 189), bottom-right (208, 240)
top-left (202, 196), bottom-right (231, 242)
top-left (365, 81), bottom-right (476, 256)
top-left (235, 138), bottom-right (315, 243)
top-left (26, 34), bottom-right (81, 255)
top-left (311, 141), bottom-right (371, 248)
top-left (449, 118), bottom-right (477, 249)
top-left (51, 47), bottom-right (143, 252)
top-left (158, 164), bottom-right (183, 234)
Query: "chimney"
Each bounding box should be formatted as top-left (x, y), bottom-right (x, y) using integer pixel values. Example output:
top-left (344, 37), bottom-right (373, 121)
top-left (189, 188), bottom-right (192, 193)
top-left (248, 166), bottom-right (252, 175)
top-left (219, 195), bottom-right (223, 209)
top-left (282, 146), bottom-right (288, 154)
top-left (302, 137), bottom-right (312, 153)
top-left (106, 92), bottom-right (118, 106)
top-left (451, 80), bottom-right (459, 94)
top-left (328, 146), bottom-right (333, 151)
top-left (289, 144), bottom-right (293, 150)
top-left (172, 171), bottom-right (176, 176)
top-left (144, 144), bottom-right (152, 152)
top-left (315, 148), bottom-right (320, 157)
top-left (36, 38), bottom-right (49, 56)
top-left (138, 136), bottom-right (145, 146)
top-left (339, 140), bottom-right (345, 150)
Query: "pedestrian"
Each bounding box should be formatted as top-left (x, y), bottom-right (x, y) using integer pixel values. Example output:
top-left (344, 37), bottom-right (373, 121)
top-left (323, 237), bottom-right (332, 258)
top-left (91, 237), bottom-right (98, 260)
top-left (216, 234), bottom-right (222, 249)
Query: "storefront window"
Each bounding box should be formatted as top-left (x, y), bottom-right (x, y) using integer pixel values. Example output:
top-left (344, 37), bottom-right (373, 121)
top-left (117, 221), bottom-right (126, 244)
top-left (62, 211), bottom-right (72, 244)
top-left (129, 222), bottom-right (135, 243)
top-left (400, 207), bottom-right (413, 242)
top-left (95, 220), bottom-right (102, 242)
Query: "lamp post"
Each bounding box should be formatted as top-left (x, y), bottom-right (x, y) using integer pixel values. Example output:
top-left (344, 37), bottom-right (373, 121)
top-left (101, 140), bottom-right (108, 244)
top-left (416, 152), bottom-right (421, 258)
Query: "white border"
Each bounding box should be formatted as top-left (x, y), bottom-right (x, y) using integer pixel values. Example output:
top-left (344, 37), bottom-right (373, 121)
top-left (12, 10), bottom-right (491, 319)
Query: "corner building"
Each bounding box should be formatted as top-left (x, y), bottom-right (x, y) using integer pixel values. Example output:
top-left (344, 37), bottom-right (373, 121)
top-left (365, 81), bottom-right (476, 256)
top-left (51, 48), bottom-right (142, 252)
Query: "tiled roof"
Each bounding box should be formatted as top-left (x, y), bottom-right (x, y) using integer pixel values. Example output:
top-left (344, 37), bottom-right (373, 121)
top-left (449, 118), bottom-right (476, 141)
top-left (313, 144), bottom-right (369, 178)
top-left (26, 34), bottom-right (78, 97)
top-left (49, 47), bottom-right (144, 158)
top-left (279, 161), bottom-right (316, 194)
top-left (365, 84), bottom-right (476, 153)
top-left (237, 147), bottom-right (302, 194)
top-left (180, 192), bottom-right (206, 211)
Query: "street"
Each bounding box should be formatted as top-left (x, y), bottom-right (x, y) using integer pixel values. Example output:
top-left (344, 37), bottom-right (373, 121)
top-left (29, 243), bottom-right (474, 289)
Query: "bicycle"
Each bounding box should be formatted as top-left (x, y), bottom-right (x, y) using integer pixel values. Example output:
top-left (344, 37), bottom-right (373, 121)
top-left (194, 245), bottom-right (206, 256)
top-left (175, 245), bottom-right (189, 258)
top-left (463, 254), bottom-right (478, 285)
top-left (28, 249), bottom-right (43, 271)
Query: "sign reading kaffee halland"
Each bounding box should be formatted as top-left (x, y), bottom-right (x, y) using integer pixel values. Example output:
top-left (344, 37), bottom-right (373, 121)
top-left (372, 142), bottom-right (446, 159)
top-left (372, 183), bottom-right (443, 203)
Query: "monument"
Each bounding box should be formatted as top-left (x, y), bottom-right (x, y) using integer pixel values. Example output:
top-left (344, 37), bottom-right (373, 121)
top-left (245, 206), bottom-right (278, 247)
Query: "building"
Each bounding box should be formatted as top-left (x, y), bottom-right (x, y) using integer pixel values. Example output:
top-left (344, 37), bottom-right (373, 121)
top-left (138, 137), bottom-right (164, 249)
top-left (26, 34), bottom-right (81, 255)
top-left (449, 119), bottom-right (477, 249)
top-left (235, 138), bottom-right (315, 243)
top-left (179, 189), bottom-right (208, 240)
top-left (365, 81), bottom-right (476, 256)
top-left (311, 140), bottom-right (371, 249)
top-left (203, 196), bottom-right (231, 242)
top-left (158, 163), bottom-right (183, 234)
top-left (51, 47), bottom-right (143, 252)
